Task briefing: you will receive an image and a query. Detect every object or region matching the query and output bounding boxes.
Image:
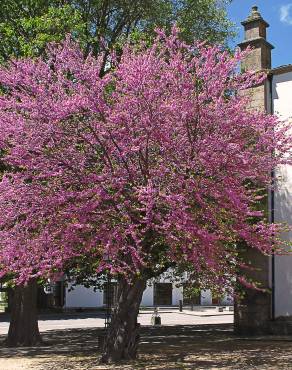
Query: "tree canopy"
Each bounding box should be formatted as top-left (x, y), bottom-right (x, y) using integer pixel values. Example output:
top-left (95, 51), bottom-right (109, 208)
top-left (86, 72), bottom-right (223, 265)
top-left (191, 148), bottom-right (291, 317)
top-left (0, 26), bottom-right (291, 361)
top-left (0, 0), bottom-right (234, 64)
top-left (0, 28), bottom-right (290, 284)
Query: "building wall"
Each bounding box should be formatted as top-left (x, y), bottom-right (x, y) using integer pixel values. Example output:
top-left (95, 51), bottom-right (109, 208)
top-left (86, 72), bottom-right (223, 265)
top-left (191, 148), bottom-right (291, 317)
top-left (64, 280), bottom-right (233, 308)
top-left (272, 71), bottom-right (292, 317)
top-left (141, 283), bottom-right (154, 306)
top-left (200, 290), bottom-right (212, 305)
top-left (172, 284), bottom-right (183, 305)
top-left (65, 277), bottom-right (184, 308)
top-left (65, 285), bottom-right (103, 308)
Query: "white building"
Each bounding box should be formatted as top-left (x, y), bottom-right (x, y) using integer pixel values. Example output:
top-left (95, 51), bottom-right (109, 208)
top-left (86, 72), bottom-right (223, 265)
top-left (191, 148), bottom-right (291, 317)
top-left (270, 66), bottom-right (292, 317)
top-left (64, 274), bottom-right (233, 309)
top-left (235, 6), bottom-right (292, 334)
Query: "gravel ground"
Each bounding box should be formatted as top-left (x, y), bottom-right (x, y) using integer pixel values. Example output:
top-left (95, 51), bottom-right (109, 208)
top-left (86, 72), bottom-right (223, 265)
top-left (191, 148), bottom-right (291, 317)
top-left (1, 324), bottom-right (292, 370)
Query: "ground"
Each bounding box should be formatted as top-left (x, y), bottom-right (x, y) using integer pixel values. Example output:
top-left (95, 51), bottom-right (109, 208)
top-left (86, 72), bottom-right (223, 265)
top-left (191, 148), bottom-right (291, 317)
top-left (0, 307), bottom-right (233, 333)
top-left (1, 309), bottom-right (292, 369)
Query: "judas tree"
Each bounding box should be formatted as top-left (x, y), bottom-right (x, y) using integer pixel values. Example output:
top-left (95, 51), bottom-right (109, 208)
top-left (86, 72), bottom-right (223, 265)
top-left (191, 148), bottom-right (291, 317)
top-left (0, 29), bottom-right (290, 358)
top-left (0, 0), bottom-right (234, 346)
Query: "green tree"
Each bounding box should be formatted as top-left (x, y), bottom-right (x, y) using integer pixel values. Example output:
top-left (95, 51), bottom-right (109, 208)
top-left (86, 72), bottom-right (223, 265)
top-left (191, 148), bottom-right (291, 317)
top-left (175, 0), bottom-right (234, 45)
top-left (0, 1), bottom-right (234, 65)
top-left (0, 1), bottom-right (85, 62)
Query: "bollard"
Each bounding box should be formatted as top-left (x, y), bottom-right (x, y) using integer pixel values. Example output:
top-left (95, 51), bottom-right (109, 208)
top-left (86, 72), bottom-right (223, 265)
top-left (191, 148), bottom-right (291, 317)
top-left (179, 300), bottom-right (183, 312)
top-left (151, 307), bottom-right (161, 325)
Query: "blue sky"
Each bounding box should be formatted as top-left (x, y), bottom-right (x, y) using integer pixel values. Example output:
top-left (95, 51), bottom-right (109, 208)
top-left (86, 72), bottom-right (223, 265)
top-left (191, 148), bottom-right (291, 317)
top-left (228, 1), bottom-right (292, 67)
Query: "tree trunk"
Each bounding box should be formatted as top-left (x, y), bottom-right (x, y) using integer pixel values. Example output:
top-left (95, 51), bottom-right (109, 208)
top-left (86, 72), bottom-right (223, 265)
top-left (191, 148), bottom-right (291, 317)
top-left (6, 279), bottom-right (42, 347)
top-left (100, 276), bottom-right (147, 363)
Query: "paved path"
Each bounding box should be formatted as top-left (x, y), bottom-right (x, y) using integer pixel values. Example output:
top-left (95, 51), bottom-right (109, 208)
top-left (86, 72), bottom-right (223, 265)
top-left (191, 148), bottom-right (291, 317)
top-left (0, 308), bottom-right (233, 334)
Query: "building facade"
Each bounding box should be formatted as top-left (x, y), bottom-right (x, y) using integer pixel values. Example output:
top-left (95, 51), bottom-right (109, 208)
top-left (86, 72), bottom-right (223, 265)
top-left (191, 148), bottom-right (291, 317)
top-left (63, 276), bottom-right (233, 309)
top-left (235, 6), bottom-right (292, 334)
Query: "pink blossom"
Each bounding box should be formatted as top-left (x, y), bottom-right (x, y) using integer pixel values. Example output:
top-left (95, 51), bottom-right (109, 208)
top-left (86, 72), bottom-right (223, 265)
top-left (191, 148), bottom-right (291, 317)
top-left (0, 30), bottom-right (291, 284)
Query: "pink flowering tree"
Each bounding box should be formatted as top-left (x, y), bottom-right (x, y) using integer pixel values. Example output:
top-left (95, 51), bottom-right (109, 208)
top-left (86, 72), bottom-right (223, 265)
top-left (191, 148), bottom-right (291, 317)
top-left (0, 29), bottom-right (290, 360)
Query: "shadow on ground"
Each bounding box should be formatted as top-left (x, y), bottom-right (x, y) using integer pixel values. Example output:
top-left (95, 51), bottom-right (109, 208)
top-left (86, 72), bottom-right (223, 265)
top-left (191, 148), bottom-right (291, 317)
top-left (0, 311), bottom-right (106, 323)
top-left (1, 324), bottom-right (292, 369)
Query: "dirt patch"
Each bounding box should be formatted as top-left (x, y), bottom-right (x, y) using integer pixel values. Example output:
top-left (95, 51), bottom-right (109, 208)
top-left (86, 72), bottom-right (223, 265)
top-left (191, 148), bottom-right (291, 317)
top-left (1, 324), bottom-right (292, 369)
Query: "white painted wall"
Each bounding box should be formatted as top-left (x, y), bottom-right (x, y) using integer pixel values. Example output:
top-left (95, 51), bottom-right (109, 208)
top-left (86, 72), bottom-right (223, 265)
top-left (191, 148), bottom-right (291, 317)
top-left (200, 290), bottom-right (212, 305)
top-left (272, 71), bottom-right (292, 317)
top-left (65, 285), bottom-right (103, 308)
top-left (64, 276), bottom-right (233, 308)
top-left (221, 294), bottom-right (234, 306)
top-left (172, 285), bottom-right (183, 305)
top-left (200, 290), bottom-right (233, 306)
top-left (65, 273), bottom-right (184, 308)
top-left (141, 283), bottom-right (154, 306)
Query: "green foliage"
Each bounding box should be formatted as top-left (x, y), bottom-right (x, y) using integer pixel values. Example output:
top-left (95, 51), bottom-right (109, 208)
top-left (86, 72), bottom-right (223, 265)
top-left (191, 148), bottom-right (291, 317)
top-left (0, 0), bottom-right (235, 65)
top-left (0, 2), bottom-right (85, 62)
top-left (183, 283), bottom-right (201, 300)
top-left (175, 0), bottom-right (235, 45)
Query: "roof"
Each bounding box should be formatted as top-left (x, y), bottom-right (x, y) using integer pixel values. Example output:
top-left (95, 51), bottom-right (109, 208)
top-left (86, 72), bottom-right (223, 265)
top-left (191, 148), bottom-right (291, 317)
top-left (238, 37), bottom-right (274, 50)
top-left (241, 6), bottom-right (269, 28)
top-left (270, 65), bottom-right (292, 76)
